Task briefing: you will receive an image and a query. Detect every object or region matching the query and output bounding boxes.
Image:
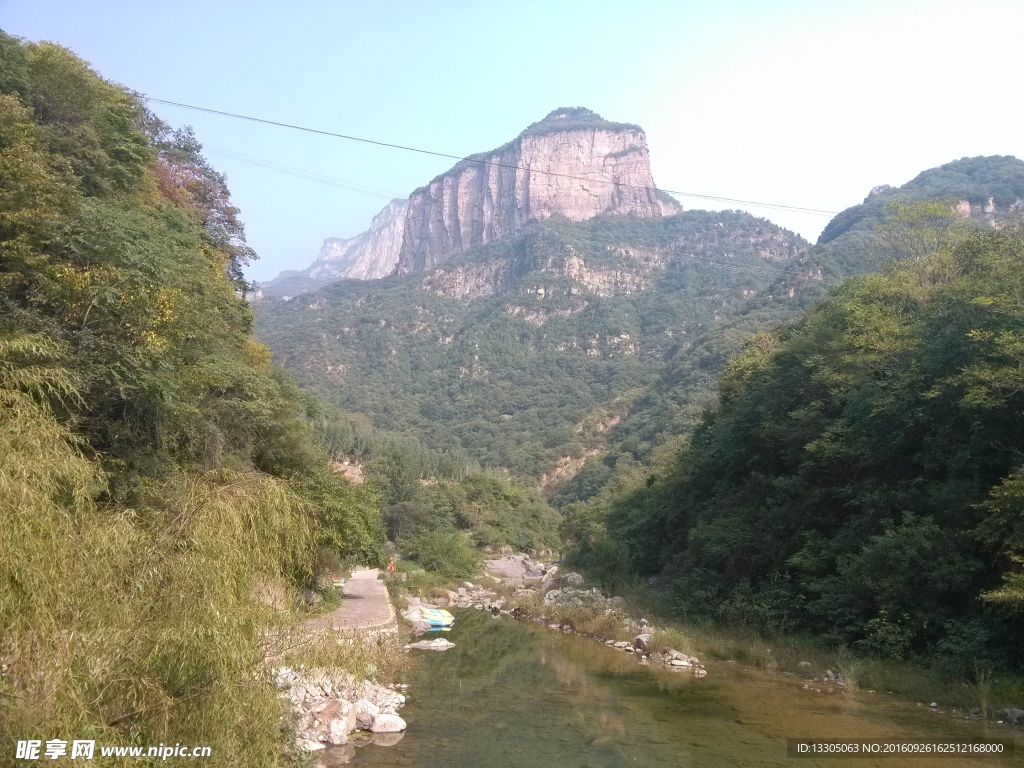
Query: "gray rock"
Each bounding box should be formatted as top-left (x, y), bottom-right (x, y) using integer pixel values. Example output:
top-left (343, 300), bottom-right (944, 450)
top-left (562, 572), bottom-right (585, 587)
top-left (633, 633), bottom-right (653, 652)
top-left (327, 717), bottom-right (350, 746)
top-left (318, 699), bottom-right (356, 745)
top-left (370, 713), bottom-right (407, 733)
top-left (354, 698), bottom-right (380, 730)
top-left (405, 638), bottom-right (455, 651)
top-left (999, 708), bottom-right (1024, 725)
top-left (296, 737), bottom-right (325, 752)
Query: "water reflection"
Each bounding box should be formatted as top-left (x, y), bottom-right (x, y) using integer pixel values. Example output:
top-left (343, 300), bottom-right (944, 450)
top-left (343, 611), bottom-right (1014, 767)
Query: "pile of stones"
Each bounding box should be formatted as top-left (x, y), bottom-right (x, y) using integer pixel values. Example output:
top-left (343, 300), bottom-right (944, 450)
top-left (542, 585), bottom-right (626, 610)
top-left (274, 666), bottom-right (408, 752)
top-left (537, 617), bottom-right (708, 676)
top-left (435, 582), bottom-right (504, 611)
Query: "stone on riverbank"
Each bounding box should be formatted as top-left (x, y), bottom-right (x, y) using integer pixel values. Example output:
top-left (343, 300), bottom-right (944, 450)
top-left (562, 572), bottom-right (585, 587)
top-left (485, 552), bottom-right (711, 679)
top-left (274, 666), bottom-right (408, 750)
top-left (354, 698), bottom-right (380, 730)
top-left (405, 638), bottom-right (455, 651)
top-left (371, 713), bottom-right (407, 733)
top-left (999, 708), bottom-right (1024, 725)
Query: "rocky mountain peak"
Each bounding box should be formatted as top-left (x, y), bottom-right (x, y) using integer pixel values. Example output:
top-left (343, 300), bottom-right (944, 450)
top-left (259, 110), bottom-right (678, 298)
top-left (518, 107), bottom-right (642, 137)
top-left (396, 109), bottom-right (678, 275)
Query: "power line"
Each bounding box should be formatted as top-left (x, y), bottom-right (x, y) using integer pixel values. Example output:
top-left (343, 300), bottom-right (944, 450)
top-left (202, 147), bottom-right (844, 287)
top-left (204, 146), bottom-right (403, 200)
top-left (145, 97), bottom-right (840, 217)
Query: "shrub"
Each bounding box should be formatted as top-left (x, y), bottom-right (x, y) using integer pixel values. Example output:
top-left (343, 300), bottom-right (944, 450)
top-left (400, 529), bottom-right (479, 579)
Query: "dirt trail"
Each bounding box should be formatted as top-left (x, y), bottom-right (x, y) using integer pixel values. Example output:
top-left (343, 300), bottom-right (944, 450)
top-left (304, 568), bottom-right (395, 632)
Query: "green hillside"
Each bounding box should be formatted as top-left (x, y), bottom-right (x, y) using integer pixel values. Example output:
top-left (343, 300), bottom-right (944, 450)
top-left (572, 222), bottom-right (1024, 672)
top-left (554, 155), bottom-right (1024, 505)
top-left (816, 155), bottom-right (1024, 275)
top-left (254, 211), bottom-right (814, 479)
top-left (0, 31), bottom-right (385, 763)
top-left (258, 157), bottom-right (1024, 499)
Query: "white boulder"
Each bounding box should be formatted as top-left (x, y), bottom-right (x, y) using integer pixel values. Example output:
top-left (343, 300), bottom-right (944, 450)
top-left (370, 713), bottom-right (407, 733)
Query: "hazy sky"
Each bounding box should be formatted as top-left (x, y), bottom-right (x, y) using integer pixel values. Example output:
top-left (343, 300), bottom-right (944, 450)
top-left (4, 0), bottom-right (1023, 281)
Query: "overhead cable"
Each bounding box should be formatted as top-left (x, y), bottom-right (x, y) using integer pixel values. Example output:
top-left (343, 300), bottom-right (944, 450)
top-left (204, 146), bottom-right (403, 199)
top-left (145, 97), bottom-right (840, 217)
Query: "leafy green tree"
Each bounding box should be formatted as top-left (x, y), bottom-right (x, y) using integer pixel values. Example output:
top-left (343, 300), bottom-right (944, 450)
top-left (0, 31), bottom-right (389, 763)
top-left (401, 528), bottom-right (479, 578)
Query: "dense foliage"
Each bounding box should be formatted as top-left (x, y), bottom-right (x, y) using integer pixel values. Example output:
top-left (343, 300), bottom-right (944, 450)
top-left (255, 211), bottom-right (816, 479)
top-left (309, 405), bottom-right (560, 553)
top-left (555, 157), bottom-right (1024, 507)
top-left (0, 32), bottom-right (385, 765)
top-left (572, 222), bottom-right (1024, 672)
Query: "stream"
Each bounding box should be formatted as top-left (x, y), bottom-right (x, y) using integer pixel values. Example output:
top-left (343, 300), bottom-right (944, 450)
top-left (329, 610), bottom-right (1016, 767)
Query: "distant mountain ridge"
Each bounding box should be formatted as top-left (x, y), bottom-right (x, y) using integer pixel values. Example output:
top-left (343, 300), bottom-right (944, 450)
top-left (254, 154), bottom-right (1024, 488)
top-left (256, 108), bottom-right (676, 299)
top-left (254, 210), bottom-right (811, 477)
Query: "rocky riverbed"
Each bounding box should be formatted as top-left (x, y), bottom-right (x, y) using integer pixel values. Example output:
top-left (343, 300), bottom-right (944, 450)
top-left (483, 554), bottom-right (708, 676)
top-left (277, 666), bottom-right (409, 754)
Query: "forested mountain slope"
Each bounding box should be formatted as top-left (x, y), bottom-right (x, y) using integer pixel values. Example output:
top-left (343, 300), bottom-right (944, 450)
top-left (816, 155), bottom-right (1024, 274)
top-left (254, 211), bottom-right (813, 478)
top-left (571, 224), bottom-right (1024, 672)
top-left (555, 155), bottom-right (1024, 503)
top-left (256, 156), bottom-right (1024, 492)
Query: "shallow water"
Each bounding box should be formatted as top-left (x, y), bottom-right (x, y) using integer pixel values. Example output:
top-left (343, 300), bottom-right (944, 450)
top-left (336, 611), bottom-right (1017, 767)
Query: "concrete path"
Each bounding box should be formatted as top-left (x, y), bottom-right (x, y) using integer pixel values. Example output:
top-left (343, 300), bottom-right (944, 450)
top-left (305, 568), bottom-right (395, 633)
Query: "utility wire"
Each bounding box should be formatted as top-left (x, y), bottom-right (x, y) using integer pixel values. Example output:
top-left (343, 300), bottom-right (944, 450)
top-left (204, 144), bottom-right (840, 287)
top-left (204, 146), bottom-right (403, 200)
top-left (145, 97), bottom-right (840, 217)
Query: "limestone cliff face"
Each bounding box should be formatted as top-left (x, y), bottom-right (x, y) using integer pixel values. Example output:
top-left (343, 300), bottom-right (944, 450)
top-left (308, 234), bottom-right (366, 281)
top-left (397, 112), bottom-right (678, 275)
top-left (419, 220), bottom-right (805, 303)
top-left (311, 199), bottom-right (407, 281)
top-left (259, 199), bottom-right (407, 298)
top-left (260, 108), bottom-right (678, 297)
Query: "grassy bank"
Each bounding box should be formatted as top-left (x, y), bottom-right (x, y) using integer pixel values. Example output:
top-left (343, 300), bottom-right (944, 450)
top-left (384, 550), bottom-right (1023, 721)
top-left (544, 576), bottom-right (1024, 719)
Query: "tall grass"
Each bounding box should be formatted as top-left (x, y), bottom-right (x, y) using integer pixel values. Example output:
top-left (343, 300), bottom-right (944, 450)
top-left (272, 626), bottom-right (408, 685)
top-left (0, 335), bottom-right (317, 766)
